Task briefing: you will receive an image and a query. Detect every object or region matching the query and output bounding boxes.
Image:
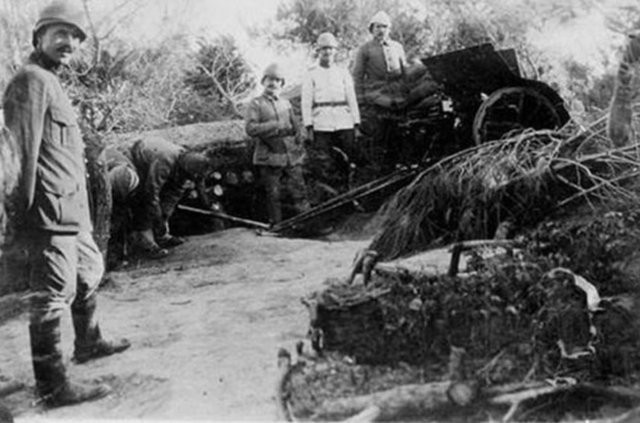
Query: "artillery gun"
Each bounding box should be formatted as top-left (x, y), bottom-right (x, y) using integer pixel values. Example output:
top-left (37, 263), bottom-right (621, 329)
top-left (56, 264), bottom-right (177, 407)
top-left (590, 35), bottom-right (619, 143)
top-left (109, 44), bottom-right (571, 237)
top-left (270, 43), bottom-right (571, 234)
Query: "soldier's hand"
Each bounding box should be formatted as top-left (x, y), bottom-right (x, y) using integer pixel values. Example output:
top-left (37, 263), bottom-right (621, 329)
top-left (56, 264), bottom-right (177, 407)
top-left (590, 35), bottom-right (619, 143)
top-left (279, 122), bottom-right (294, 137)
top-left (305, 126), bottom-right (314, 143)
top-left (354, 124), bottom-right (363, 140)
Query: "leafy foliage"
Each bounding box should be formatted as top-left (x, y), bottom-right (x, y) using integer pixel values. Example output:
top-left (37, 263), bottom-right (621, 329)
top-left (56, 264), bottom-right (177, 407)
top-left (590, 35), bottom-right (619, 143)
top-left (183, 36), bottom-right (256, 119)
top-left (524, 210), bottom-right (640, 294)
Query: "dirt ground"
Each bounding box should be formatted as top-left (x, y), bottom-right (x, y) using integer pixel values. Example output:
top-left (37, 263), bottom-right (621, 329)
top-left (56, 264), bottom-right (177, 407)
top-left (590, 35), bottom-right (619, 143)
top-left (0, 227), bottom-right (379, 421)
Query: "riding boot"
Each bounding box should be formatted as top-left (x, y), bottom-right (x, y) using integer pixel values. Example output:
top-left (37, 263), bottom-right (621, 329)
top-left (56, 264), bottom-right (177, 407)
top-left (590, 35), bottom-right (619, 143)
top-left (71, 295), bottom-right (130, 364)
top-left (30, 318), bottom-right (110, 407)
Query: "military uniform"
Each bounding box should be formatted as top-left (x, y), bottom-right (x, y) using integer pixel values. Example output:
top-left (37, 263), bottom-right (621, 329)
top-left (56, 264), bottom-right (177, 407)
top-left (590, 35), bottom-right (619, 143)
top-left (302, 34), bottom-right (360, 197)
top-left (126, 137), bottom-right (193, 240)
top-left (3, 48), bottom-right (128, 405)
top-left (352, 38), bottom-right (407, 104)
top-left (245, 92), bottom-right (310, 224)
top-left (353, 12), bottom-right (409, 171)
top-left (105, 147), bottom-right (139, 267)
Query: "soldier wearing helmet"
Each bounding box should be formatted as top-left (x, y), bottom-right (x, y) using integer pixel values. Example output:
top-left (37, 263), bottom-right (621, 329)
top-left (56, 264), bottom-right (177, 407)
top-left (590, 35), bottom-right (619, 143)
top-left (352, 11), bottom-right (409, 171)
top-left (353, 11), bottom-right (408, 102)
top-left (2, 1), bottom-right (130, 407)
top-left (301, 32), bottom-right (361, 200)
top-left (245, 63), bottom-right (310, 225)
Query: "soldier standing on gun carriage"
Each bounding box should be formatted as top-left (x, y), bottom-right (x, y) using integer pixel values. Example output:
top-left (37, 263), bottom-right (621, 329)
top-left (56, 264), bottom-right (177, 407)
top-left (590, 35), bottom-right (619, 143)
top-left (353, 11), bottom-right (408, 172)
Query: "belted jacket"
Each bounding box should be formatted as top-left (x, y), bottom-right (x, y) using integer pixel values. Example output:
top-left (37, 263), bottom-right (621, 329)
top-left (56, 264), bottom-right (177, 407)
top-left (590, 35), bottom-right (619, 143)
top-left (3, 51), bottom-right (92, 233)
top-left (245, 92), bottom-right (305, 167)
top-left (301, 64), bottom-right (360, 131)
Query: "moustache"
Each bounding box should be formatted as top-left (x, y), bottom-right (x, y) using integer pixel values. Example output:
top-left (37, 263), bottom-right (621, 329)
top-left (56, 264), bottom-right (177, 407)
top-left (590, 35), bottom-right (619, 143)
top-left (56, 46), bottom-right (73, 54)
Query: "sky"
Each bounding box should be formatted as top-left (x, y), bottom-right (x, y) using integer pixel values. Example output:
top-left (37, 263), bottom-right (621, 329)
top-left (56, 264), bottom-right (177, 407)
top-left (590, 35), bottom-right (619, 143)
top-left (89, 0), bottom-right (295, 80)
top-left (2, 0), bottom-right (627, 89)
top-left (88, 0), bottom-right (282, 52)
top-left (91, 0), bottom-right (622, 73)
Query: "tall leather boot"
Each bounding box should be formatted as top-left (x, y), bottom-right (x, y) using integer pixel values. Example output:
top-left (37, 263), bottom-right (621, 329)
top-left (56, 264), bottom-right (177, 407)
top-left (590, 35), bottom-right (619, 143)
top-left (71, 295), bottom-right (130, 364)
top-left (30, 318), bottom-right (110, 407)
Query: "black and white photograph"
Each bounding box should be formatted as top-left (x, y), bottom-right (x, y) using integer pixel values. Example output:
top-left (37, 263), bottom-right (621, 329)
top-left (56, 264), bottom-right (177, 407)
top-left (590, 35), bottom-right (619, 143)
top-left (1, 0), bottom-right (640, 421)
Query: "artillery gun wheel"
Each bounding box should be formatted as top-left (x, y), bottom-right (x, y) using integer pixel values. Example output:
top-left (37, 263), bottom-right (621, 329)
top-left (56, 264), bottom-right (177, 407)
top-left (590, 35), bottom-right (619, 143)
top-left (472, 86), bottom-right (565, 144)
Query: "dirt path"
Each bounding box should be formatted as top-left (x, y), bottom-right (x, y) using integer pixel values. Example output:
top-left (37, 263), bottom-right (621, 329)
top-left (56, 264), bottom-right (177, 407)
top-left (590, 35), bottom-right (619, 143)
top-left (0, 228), bottom-right (368, 421)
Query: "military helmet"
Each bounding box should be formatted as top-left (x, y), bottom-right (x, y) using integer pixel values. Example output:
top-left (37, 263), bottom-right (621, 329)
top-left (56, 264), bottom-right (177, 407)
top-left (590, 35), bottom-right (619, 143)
top-left (179, 151), bottom-right (212, 180)
top-left (32, 1), bottom-right (87, 47)
top-left (316, 32), bottom-right (338, 49)
top-left (368, 11), bottom-right (392, 32)
top-left (262, 63), bottom-right (286, 85)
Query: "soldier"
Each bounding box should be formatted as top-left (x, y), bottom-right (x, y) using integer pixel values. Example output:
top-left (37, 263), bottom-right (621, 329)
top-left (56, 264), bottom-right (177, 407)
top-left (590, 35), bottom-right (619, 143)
top-left (2, 1), bottom-right (130, 407)
top-left (245, 63), bottom-right (310, 224)
top-left (353, 11), bottom-right (408, 104)
top-left (105, 147), bottom-right (141, 268)
top-left (126, 136), bottom-right (212, 256)
top-left (301, 32), bottom-right (360, 199)
top-left (352, 11), bottom-right (408, 171)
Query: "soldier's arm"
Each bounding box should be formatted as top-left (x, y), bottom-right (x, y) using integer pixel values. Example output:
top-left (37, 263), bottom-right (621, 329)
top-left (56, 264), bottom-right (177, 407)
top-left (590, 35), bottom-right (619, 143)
top-left (398, 43), bottom-right (408, 78)
top-left (143, 158), bottom-right (173, 230)
top-left (300, 71), bottom-right (314, 128)
top-left (245, 98), bottom-right (280, 141)
top-left (158, 177), bottom-right (189, 232)
top-left (286, 101), bottom-right (300, 138)
top-left (352, 45), bottom-right (367, 100)
top-left (3, 71), bottom-right (48, 212)
top-left (344, 69), bottom-right (361, 125)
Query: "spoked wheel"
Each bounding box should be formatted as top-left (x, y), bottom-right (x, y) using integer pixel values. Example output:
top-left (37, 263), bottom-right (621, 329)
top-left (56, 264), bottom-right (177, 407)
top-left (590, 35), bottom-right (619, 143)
top-left (472, 86), bottom-right (566, 144)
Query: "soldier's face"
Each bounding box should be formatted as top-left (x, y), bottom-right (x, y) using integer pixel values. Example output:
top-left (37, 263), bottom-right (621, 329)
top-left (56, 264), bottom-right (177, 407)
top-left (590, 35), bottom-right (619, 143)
top-left (38, 23), bottom-right (81, 65)
top-left (318, 46), bottom-right (335, 65)
top-left (262, 76), bottom-right (284, 96)
top-left (371, 23), bottom-right (390, 41)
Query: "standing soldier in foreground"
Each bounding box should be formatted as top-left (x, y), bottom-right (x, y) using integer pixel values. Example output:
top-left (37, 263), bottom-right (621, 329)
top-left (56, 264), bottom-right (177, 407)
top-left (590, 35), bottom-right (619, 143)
top-left (2, 1), bottom-right (130, 407)
top-left (301, 32), bottom-right (360, 200)
top-left (245, 63), bottom-right (310, 225)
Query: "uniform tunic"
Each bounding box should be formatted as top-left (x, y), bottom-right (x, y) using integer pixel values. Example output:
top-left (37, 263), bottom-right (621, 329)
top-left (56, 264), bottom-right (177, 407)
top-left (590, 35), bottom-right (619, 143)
top-left (126, 137), bottom-right (191, 234)
top-left (352, 38), bottom-right (407, 100)
top-left (245, 92), bottom-right (309, 223)
top-left (301, 65), bottom-right (360, 131)
top-left (3, 51), bottom-right (102, 324)
top-left (301, 64), bottom-right (361, 198)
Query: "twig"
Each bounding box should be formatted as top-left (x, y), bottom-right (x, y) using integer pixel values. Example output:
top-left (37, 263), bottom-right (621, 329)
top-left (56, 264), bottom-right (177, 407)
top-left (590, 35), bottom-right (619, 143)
top-left (0, 380), bottom-right (23, 398)
top-left (341, 405), bottom-right (381, 423)
top-left (275, 348), bottom-right (296, 422)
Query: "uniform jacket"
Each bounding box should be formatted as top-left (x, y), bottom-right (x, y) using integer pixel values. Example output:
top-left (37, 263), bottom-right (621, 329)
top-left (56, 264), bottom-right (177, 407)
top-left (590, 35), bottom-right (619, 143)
top-left (245, 92), bottom-right (305, 167)
top-left (127, 137), bottom-right (190, 230)
top-left (301, 64), bottom-right (360, 132)
top-left (105, 147), bottom-right (139, 204)
top-left (353, 38), bottom-right (407, 99)
top-left (3, 51), bottom-right (92, 233)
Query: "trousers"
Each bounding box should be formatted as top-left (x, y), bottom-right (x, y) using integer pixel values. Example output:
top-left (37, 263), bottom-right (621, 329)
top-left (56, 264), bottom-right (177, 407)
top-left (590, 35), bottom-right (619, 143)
top-left (26, 230), bottom-right (104, 325)
top-left (257, 165), bottom-right (310, 224)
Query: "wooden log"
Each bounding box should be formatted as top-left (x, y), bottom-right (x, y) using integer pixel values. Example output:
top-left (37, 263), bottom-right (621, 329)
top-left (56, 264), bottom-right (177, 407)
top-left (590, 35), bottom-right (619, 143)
top-left (341, 405), bottom-right (381, 423)
top-left (0, 380), bottom-right (23, 398)
top-left (311, 381), bottom-right (452, 421)
top-left (275, 348), bottom-right (295, 422)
